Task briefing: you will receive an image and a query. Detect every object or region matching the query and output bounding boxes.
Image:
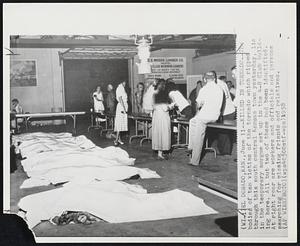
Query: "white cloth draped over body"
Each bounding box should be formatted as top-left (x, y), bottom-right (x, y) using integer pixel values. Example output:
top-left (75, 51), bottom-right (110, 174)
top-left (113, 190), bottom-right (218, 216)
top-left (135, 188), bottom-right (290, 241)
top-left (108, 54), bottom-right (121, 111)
top-left (12, 132), bottom-right (160, 188)
top-left (14, 132), bottom-right (218, 229)
top-left (114, 84), bottom-right (128, 132)
top-left (18, 180), bottom-right (218, 229)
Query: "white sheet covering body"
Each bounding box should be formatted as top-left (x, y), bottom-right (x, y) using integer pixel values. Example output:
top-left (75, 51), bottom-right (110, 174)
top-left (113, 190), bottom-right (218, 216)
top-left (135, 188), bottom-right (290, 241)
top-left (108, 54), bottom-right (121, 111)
top-left (12, 132), bottom-right (160, 188)
top-left (18, 180), bottom-right (218, 229)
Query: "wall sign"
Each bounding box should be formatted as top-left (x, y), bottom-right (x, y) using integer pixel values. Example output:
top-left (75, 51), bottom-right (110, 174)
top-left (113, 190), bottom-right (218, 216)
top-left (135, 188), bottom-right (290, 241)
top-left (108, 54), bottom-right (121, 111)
top-left (145, 57), bottom-right (186, 81)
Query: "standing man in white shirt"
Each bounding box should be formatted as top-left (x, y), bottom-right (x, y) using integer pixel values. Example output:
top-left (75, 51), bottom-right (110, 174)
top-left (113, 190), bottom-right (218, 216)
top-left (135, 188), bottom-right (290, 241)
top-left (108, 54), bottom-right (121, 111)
top-left (142, 79), bottom-right (157, 116)
top-left (217, 75), bottom-right (236, 155)
top-left (188, 71), bottom-right (223, 166)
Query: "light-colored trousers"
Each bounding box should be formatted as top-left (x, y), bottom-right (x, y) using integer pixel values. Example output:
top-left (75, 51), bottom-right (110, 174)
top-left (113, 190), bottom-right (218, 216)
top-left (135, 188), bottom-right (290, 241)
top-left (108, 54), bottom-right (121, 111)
top-left (188, 116), bottom-right (211, 165)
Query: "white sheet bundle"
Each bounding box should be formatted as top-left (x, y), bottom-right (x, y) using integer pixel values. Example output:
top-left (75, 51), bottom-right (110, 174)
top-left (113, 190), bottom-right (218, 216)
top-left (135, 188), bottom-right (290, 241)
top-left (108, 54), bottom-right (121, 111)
top-left (18, 180), bottom-right (218, 229)
top-left (12, 132), bottom-right (160, 188)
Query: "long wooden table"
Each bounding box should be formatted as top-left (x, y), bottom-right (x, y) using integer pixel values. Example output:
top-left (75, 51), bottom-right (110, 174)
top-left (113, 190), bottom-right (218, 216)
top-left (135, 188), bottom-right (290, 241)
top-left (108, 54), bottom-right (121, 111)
top-left (172, 118), bottom-right (237, 157)
top-left (128, 115), bottom-right (152, 146)
top-left (15, 111), bottom-right (86, 135)
top-left (128, 114), bottom-right (237, 156)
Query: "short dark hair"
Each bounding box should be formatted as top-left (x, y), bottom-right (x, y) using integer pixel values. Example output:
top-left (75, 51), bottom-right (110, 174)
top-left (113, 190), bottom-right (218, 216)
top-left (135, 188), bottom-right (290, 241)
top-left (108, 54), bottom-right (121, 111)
top-left (165, 81), bottom-right (177, 94)
top-left (12, 98), bottom-right (19, 103)
top-left (219, 76), bottom-right (227, 81)
top-left (226, 80), bottom-right (234, 88)
top-left (154, 79), bottom-right (170, 104)
top-left (196, 80), bottom-right (202, 85)
top-left (231, 65), bottom-right (236, 70)
top-left (137, 82), bottom-right (144, 88)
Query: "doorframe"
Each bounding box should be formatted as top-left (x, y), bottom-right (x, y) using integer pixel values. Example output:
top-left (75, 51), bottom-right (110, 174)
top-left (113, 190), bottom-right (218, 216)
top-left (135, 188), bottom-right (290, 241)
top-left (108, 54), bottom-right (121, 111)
top-left (60, 57), bottom-right (133, 113)
top-left (128, 57), bottom-right (135, 112)
top-left (60, 58), bottom-right (66, 112)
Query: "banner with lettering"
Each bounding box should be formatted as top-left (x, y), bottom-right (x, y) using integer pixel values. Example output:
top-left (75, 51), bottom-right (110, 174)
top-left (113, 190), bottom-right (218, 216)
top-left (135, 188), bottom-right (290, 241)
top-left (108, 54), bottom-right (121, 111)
top-left (145, 57), bottom-right (186, 81)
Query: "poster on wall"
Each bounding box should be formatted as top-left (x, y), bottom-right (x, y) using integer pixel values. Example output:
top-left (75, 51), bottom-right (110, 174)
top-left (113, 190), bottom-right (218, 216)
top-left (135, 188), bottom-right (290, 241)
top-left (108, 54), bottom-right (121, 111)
top-left (145, 57), bottom-right (186, 81)
top-left (10, 60), bottom-right (37, 87)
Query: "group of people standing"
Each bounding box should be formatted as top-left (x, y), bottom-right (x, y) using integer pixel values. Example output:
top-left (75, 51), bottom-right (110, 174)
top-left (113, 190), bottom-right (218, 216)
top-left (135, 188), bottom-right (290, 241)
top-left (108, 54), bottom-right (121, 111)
top-left (133, 66), bottom-right (237, 163)
top-left (92, 82), bottom-right (129, 146)
top-left (94, 66), bottom-right (237, 165)
top-left (133, 78), bottom-right (194, 160)
top-left (92, 84), bottom-right (116, 115)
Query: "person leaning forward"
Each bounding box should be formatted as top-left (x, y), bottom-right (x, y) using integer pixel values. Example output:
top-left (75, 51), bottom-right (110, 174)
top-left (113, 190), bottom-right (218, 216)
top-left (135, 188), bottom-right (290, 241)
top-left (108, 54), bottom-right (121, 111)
top-left (188, 71), bottom-right (223, 166)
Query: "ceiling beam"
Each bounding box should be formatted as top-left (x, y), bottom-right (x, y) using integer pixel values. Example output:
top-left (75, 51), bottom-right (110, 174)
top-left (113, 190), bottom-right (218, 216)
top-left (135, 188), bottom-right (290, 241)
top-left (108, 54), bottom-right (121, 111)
top-left (10, 37), bottom-right (236, 51)
top-left (10, 38), bottom-right (136, 48)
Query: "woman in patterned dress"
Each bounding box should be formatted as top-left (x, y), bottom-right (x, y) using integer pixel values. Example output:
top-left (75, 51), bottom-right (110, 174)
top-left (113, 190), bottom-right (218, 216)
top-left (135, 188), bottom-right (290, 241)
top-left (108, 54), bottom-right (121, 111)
top-left (151, 79), bottom-right (172, 160)
top-left (114, 81), bottom-right (128, 146)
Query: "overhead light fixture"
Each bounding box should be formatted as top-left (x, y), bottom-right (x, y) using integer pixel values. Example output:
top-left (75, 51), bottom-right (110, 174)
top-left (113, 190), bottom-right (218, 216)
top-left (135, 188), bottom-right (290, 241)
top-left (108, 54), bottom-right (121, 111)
top-left (135, 35), bottom-right (153, 74)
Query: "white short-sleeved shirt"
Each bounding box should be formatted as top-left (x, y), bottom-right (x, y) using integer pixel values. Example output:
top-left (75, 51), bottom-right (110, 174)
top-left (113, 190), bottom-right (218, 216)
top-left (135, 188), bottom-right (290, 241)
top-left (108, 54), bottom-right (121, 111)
top-left (93, 91), bottom-right (103, 102)
top-left (196, 81), bottom-right (223, 121)
top-left (142, 85), bottom-right (156, 111)
top-left (14, 104), bottom-right (23, 114)
top-left (230, 87), bottom-right (236, 96)
top-left (169, 90), bottom-right (190, 112)
top-left (217, 79), bottom-right (235, 116)
top-left (116, 84), bottom-right (128, 103)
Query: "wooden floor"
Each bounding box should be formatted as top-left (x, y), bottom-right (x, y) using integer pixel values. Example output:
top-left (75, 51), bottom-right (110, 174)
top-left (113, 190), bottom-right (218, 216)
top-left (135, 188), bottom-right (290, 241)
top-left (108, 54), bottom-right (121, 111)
top-left (10, 122), bottom-right (238, 238)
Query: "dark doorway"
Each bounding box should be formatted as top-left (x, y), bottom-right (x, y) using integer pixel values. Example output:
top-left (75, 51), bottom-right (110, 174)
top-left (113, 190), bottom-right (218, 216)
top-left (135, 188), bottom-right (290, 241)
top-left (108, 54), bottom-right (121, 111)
top-left (63, 59), bottom-right (129, 112)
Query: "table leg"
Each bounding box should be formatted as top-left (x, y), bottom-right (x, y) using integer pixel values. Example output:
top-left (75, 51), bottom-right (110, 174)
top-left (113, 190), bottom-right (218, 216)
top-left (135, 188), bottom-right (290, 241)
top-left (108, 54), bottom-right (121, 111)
top-left (129, 119), bottom-right (146, 144)
top-left (135, 119), bottom-right (138, 135)
top-left (88, 114), bottom-right (94, 132)
top-left (205, 136), bottom-right (217, 158)
top-left (25, 117), bottom-right (28, 132)
top-left (171, 123), bottom-right (189, 149)
top-left (186, 125), bottom-right (189, 144)
top-left (145, 121), bottom-right (148, 137)
top-left (140, 121), bottom-right (152, 146)
top-left (73, 115), bottom-right (77, 135)
top-left (177, 123), bottom-right (181, 145)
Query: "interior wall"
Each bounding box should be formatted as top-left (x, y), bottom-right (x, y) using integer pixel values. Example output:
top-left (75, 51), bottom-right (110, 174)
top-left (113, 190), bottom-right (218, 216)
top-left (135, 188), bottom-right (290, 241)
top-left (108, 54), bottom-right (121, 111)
top-left (10, 48), bottom-right (65, 113)
top-left (10, 48), bottom-right (235, 116)
top-left (131, 49), bottom-right (235, 112)
top-left (192, 51), bottom-right (236, 85)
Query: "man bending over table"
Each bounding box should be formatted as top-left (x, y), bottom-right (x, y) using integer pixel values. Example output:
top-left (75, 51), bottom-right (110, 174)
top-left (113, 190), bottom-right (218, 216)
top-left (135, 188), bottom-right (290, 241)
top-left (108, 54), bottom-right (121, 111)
top-left (188, 71), bottom-right (223, 166)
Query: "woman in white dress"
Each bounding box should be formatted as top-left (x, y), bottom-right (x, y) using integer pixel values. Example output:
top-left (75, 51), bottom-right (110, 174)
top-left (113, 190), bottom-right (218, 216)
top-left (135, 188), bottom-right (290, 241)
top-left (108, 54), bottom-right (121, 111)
top-left (114, 81), bottom-right (128, 146)
top-left (152, 79), bottom-right (172, 160)
top-left (93, 86), bottom-right (105, 113)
